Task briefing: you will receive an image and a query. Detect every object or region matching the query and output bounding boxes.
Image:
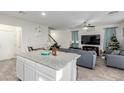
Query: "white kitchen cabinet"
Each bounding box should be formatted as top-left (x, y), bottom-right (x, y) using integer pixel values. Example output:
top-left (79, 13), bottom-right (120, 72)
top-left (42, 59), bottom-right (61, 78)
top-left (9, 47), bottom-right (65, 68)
top-left (24, 64), bottom-right (36, 81)
top-left (16, 58), bottom-right (24, 80)
top-left (16, 51), bottom-right (80, 81)
top-left (16, 56), bottom-right (36, 81)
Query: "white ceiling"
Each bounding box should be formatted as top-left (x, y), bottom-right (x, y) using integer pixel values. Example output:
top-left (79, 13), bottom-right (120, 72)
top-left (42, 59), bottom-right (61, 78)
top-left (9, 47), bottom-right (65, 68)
top-left (1, 11), bottom-right (124, 30)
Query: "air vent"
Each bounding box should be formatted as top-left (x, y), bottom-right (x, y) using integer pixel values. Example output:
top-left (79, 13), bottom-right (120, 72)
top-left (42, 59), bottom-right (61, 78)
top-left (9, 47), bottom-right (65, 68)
top-left (18, 11), bottom-right (26, 15)
top-left (48, 27), bottom-right (56, 30)
top-left (108, 11), bottom-right (119, 16)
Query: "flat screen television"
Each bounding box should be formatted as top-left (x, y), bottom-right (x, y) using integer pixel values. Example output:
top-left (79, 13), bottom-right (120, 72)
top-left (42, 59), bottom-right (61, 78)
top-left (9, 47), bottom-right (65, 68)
top-left (81, 35), bottom-right (100, 45)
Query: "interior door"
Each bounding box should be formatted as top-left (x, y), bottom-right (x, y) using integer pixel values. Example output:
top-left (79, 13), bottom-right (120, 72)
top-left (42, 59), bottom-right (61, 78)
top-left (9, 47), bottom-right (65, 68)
top-left (0, 31), bottom-right (16, 60)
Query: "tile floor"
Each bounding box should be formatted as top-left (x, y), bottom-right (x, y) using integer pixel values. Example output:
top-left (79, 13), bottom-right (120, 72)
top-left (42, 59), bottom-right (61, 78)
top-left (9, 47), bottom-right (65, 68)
top-left (0, 58), bottom-right (124, 81)
top-left (77, 58), bottom-right (124, 81)
top-left (0, 59), bottom-right (17, 81)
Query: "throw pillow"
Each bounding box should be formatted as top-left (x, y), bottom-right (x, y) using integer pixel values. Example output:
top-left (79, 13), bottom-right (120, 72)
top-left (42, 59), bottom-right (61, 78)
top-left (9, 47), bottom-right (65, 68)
top-left (111, 50), bottom-right (120, 55)
top-left (119, 50), bottom-right (124, 56)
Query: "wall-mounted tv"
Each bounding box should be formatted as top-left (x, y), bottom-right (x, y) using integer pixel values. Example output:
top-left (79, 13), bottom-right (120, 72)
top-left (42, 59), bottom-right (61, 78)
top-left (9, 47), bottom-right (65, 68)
top-left (81, 35), bottom-right (100, 45)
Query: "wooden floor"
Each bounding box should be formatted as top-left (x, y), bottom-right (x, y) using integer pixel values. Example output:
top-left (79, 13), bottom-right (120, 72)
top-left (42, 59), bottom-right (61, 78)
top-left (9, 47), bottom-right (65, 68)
top-left (0, 58), bottom-right (124, 81)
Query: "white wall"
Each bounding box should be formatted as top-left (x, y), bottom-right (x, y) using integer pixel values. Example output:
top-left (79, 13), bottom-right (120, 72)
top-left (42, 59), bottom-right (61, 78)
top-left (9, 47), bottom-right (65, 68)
top-left (50, 30), bottom-right (71, 48)
top-left (0, 15), bottom-right (48, 52)
top-left (116, 23), bottom-right (124, 49)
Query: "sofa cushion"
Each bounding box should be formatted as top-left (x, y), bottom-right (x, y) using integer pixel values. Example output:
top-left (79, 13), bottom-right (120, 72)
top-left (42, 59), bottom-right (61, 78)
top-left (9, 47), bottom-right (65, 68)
top-left (59, 48), bottom-right (70, 52)
top-left (105, 50), bottom-right (113, 54)
top-left (119, 50), bottom-right (124, 56)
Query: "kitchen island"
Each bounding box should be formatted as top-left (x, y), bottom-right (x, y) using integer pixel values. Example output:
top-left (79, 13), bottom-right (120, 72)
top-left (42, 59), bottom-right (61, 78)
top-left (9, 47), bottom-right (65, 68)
top-left (16, 50), bottom-right (80, 81)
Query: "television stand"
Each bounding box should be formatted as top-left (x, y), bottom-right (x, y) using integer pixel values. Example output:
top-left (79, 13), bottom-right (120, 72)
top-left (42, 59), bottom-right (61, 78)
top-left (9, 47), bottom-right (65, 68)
top-left (82, 46), bottom-right (99, 56)
top-left (69, 47), bottom-right (81, 50)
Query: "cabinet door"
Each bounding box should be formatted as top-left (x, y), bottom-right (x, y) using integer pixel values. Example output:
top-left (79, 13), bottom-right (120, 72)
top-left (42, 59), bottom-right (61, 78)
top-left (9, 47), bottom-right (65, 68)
top-left (16, 60), bottom-right (24, 80)
top-left (24, 64), bottom-right (36, 81)
top-left (35, 71), bottom-right (53, 81)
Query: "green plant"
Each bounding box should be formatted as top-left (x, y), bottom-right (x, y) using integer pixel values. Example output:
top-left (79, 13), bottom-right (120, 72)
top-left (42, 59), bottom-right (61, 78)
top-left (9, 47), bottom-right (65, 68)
top-left (108, 35), bottom-right (120, 50)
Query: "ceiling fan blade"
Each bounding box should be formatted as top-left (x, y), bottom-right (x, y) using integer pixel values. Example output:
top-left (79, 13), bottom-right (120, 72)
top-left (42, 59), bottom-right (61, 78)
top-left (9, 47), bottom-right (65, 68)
top-left (87, 24), bottom-right (95, 27)
top-left (87, 25), bottom-right (95, 27)
top-left (48, 27), bottom-right (56, 30)
top-left (73, 16), bottom-right (95, 29)
top-left (74, 22), bottom-right (85, 28)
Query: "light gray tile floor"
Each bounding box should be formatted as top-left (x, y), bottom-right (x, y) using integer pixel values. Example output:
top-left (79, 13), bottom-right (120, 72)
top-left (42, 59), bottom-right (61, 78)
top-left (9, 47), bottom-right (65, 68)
top-left (0, 58), bottom-right (124, 81)
top-left (77, 57), bottom-right (124, 81)
top-left (0, 58), bottom-right (18, 81)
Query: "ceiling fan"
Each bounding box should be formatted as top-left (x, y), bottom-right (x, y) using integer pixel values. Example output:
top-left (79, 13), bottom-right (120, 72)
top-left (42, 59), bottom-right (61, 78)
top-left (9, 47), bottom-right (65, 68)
top-left (78, 21), bottom-right (95, 30)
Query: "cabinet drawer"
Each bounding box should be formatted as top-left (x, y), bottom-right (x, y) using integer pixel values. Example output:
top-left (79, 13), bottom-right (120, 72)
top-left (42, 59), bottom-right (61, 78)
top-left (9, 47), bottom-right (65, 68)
top-left (36, 63), bottom-right (56, 79)
top-left (36, 70), bottom-right (55, 81)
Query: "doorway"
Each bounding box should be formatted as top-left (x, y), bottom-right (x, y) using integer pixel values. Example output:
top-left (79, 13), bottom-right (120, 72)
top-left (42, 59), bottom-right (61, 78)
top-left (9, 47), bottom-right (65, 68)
top-left (0, 24), bottom-right (22, 61)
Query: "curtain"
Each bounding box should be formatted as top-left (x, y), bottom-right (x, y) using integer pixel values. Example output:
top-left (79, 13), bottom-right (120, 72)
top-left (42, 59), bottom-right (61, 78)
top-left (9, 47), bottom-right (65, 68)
top-left (104, 27), bottom-right (116, 50)
top-left (71, 31), bottom-right (79, 48)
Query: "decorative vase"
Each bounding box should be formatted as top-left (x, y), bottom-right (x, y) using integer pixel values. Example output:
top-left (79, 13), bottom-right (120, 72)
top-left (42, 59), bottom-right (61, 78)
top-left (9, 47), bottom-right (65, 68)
top-left (52, 47), bottom-right (57, 56)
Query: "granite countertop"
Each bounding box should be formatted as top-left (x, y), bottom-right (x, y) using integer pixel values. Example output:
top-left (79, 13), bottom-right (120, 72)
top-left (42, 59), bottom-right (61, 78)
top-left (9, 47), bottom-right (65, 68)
top-left (16, 50), bottom-right (80, 70)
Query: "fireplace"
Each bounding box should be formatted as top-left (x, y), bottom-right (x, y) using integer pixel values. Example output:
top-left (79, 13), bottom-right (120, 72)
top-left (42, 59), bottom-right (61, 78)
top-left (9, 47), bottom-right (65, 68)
top-left (82, 46), bottom-right (99, 56)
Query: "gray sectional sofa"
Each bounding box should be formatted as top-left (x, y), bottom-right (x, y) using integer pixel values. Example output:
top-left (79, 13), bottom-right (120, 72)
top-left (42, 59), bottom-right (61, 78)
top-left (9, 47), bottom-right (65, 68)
top-left (106, 50), bottom-right (124, 69)
top-left (59, 48), bottom-right (97, 69)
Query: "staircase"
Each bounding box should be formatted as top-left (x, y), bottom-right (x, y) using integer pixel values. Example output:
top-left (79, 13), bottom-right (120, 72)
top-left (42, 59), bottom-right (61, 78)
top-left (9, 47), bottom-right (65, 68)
top-left (48, 34), bottom-right (60, 49)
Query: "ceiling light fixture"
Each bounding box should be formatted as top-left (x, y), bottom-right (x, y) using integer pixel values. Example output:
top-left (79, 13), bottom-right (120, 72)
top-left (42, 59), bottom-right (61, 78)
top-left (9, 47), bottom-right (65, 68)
top-left (41, 12), bottom-right (46, 16)
top-left (83, 26), bottom-right (88, 30)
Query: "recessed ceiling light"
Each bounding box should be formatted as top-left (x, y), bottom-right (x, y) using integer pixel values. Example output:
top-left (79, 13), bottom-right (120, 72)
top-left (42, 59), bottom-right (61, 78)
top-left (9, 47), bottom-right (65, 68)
top-left (41, 12), bottom-right (46, 16)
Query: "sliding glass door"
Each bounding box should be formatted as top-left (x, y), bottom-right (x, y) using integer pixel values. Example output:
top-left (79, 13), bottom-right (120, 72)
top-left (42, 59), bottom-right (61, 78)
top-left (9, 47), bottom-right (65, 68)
top-left (71, 31), bottom-right (79, 48)
top-left (104, 27), bottom-right (116, 50)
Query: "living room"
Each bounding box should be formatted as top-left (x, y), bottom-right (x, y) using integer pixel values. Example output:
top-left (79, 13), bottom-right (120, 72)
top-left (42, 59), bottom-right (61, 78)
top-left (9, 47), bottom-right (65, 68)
top-left (1, 0), bottom-right (124, 93)
top-left (49, 11), bottom-right (124, 80)
top-left (0, 11), bottom-right (124, 81)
